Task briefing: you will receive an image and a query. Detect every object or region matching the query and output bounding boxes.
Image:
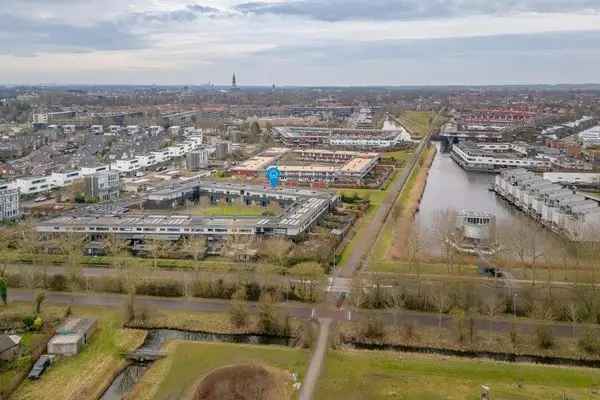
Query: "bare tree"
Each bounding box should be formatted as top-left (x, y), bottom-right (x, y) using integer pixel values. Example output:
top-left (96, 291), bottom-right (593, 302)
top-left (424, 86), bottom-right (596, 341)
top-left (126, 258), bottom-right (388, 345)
top-left (58, 233), bottom-right (86, 277)
top-left (482, 293), bottom-right (502, 340)
top-left (258, 238), bottom-right (292, 266)
top-left (180, 236), bottom-right (208, 261)
top-left (433, 209), bottom-right (458, 274)
top-left (230, 286), bottom-right (249, 328)
top-left (433, 283), bottom-right (449, 336)
top-left (405, 224), bottom-right (424, 277)
top-left (502, 222), bottom-right (546, 285)
top-left (147, 239), bottom-right (173, 269)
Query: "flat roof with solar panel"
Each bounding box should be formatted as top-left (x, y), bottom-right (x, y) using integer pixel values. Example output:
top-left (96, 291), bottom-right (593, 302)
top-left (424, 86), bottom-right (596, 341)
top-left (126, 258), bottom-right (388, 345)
top-left (36, 179), bottom-right (339, 239)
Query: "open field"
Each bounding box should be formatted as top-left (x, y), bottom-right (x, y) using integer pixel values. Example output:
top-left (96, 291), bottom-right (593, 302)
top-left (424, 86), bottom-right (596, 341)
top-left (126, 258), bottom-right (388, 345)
top-left (130, 341), bottom-right (310, 400)
top-left (10, 305), bottom-right (146, 400)
top-left (381, 149), bottom-right (414, 162)
top-left (396, 111), bottom-right (436, 138)
top-left (316, 349), bottom-right (600, 400)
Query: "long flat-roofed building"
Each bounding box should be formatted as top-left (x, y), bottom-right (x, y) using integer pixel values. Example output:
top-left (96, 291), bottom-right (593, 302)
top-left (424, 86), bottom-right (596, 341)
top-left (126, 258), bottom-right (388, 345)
top-left (232, 148), bottom-right (378, 184)
top-left (273, 126), bottom-right (408, 149)
top-left (36, 180), bottom-right (339, 243)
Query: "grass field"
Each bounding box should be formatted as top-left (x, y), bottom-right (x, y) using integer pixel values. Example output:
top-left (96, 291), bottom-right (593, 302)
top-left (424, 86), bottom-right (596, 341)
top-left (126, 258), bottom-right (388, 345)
top-left (130, 341), bottom-right (310, 400)
top-left (381, 149), bottom-right (414, 162)
top-left (336, 186), bottom-right (391, 266)
top-left (397, 111), bottom-right (434, 138)
top-left (316, 349), bottom-right (600, 400)
top-left (186, 203), bottom-right (275, 217)
top-left (11, 305), bottom-right (145, 400)
top-left (369, 145), bottom-right (436, 267)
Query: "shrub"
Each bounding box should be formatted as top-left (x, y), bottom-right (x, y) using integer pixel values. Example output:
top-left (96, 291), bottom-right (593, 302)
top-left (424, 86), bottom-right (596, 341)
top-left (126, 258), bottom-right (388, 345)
top-left (535, 326), bottom-right (555, 350)
top-left (34, 291), bottom-right (46, 314)
top-left (244, 282), bottom-right (262, 301)
top-left (360, 316), bottom-right (385, 341)
top-left (230, 302), bottom-right (249, 328)
top-left (136, 279), bottom-right (184, 297)
top-left (578, 329), bottom-right (600, 355)
top-left (22, 315), bottom-right (35, 331)
top-left (33, 316), bottom-right (43, 331)
top-left (401, 322), bottom-right (417, 343)
top-left (191, 278), bottom-right (237, 300)
top-left (89, 276), bottom-right (126, 293)
top-left (299, 320), bottom-right (317, 349)
top-left (509, 323), bottom-right (519, 347)
top-left (257, 293), bottom-right (283, 335)
top-left (230, 287), bottom-right (249, 328)
top-left (48, 274), bottom-right (69, 291)
top-left (4, 272), bottom-right (25, 288)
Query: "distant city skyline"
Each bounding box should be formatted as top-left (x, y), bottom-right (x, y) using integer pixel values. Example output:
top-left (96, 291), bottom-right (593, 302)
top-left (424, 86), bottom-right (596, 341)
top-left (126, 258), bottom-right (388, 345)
top-left (2, 0), bottom-right (600, 86)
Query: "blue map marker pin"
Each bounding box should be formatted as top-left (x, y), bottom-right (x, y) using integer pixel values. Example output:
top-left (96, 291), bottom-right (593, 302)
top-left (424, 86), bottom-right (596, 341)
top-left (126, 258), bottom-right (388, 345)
top-left (266, 166), bottom-right (281, 188)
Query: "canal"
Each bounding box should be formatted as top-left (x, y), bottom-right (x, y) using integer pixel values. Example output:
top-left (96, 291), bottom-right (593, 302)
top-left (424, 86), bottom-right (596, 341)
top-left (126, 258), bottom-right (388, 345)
top-left (415, 144), bottom-right (561, 256)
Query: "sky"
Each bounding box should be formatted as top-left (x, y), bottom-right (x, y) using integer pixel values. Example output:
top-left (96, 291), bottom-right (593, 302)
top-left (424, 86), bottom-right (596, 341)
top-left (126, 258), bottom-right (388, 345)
top-left (1, 0), bottom-right (600, 86)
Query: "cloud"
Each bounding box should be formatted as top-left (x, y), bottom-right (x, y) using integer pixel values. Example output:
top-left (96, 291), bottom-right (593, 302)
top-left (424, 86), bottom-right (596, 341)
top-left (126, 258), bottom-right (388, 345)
top-left (235, 0), bottom-right (600, 22)
top-left (0, 3), bottom-right (226, 56)
top-left (237, 30), bottom-right (600, 85)
top-left (0, 14), bottom-right (148, 56)
top-left (255, 30), bottom-right (600, 61)
top-left (131, 4), bottom-right (224, 23)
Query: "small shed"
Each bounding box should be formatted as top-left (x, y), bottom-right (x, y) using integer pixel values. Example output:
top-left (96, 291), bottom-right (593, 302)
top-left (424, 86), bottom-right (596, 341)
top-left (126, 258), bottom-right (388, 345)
top-left (0, 334), bottom-right (21, 361)
top-left (48, 317), bottom-right (97, 356)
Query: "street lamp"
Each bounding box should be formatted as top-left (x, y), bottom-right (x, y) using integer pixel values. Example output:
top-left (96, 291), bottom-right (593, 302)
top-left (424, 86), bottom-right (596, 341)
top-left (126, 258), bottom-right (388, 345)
top-left (513, 293), bottom-right (519, 319)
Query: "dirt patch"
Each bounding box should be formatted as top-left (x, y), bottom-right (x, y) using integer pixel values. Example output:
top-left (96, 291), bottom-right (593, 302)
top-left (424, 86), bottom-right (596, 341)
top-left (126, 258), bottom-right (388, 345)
top-left (190, 364), bottom-right (291, 400)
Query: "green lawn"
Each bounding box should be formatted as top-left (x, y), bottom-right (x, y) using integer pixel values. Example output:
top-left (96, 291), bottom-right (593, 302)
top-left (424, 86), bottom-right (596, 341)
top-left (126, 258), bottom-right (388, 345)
top-left (397, 111), bottom-right (434, 138)
top-left (132, 341), bottom-right (310, 400)
top-left (186, 203), bottom-right (276, 217)
top-left (316, 349), bottom-right (600, 400)
top-left (11, 306), bottom-right (145, 400)
top-left (381, 149), bottom-right (413, 162)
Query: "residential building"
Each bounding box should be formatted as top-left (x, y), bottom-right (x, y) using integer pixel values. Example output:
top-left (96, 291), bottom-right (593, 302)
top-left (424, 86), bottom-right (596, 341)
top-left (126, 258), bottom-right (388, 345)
top-left (494, 169), bottom-right (600, 241)
top-left (50, 171), bottom-right (81, 187)
top-left (451, 141), bottom-right (552, 172)
top-left (186, 149), bottom-right (209, 171)
top-left (0, 182), bottom-right (20, 221)
top-left (84, 171), bottom-right (120, 202)
top-left (16, 176), bottom-right (53, 195)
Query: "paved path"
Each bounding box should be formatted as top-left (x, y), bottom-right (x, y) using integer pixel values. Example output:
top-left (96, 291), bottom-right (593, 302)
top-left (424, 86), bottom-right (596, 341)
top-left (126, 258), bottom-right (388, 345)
top-left (7, 288), bottom-right (586, 338)
top-left (298, 318), bottom-right (332, 400)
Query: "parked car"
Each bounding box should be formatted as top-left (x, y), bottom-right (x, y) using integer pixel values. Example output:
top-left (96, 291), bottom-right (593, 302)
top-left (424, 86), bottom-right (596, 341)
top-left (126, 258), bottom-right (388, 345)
top-left (28, 355), bottom-right (52, 379)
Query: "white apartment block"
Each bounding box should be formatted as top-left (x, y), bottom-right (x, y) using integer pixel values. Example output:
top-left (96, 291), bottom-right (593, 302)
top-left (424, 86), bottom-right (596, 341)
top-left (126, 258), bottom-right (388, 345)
top-left (0, 183), bottom-right (20, 221)
top-left (16, 176), bottom-right (53, 195)
top-left (452, 142), bottom-right (551, 170)
top-left (80, 165), bottom-right (110, 176)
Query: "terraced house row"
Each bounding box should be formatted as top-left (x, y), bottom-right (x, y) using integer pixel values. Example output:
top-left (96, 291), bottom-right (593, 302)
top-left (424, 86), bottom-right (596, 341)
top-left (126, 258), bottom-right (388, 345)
top-left (493, 169), bottom-right (600, 241)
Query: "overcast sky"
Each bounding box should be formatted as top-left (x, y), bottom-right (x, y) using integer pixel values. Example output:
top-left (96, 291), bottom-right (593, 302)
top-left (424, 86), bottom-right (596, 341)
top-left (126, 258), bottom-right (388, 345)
top-left (2, 0), bottom-right (600, 86)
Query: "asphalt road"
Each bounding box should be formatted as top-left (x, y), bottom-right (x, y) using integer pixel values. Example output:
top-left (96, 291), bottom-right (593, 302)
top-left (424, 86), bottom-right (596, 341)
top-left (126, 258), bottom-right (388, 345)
top-left (7, 288), bottom-right (582, 339)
